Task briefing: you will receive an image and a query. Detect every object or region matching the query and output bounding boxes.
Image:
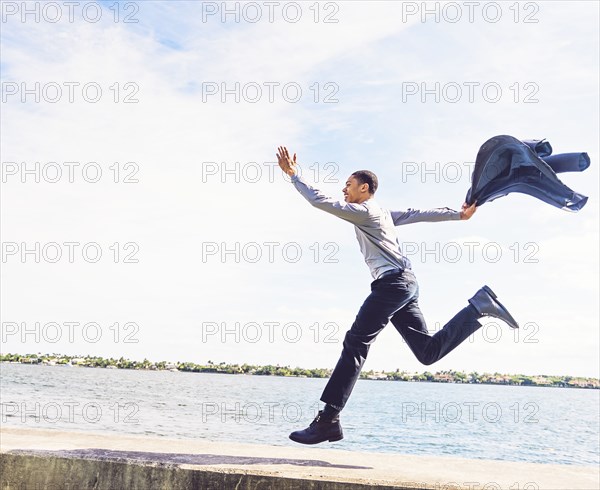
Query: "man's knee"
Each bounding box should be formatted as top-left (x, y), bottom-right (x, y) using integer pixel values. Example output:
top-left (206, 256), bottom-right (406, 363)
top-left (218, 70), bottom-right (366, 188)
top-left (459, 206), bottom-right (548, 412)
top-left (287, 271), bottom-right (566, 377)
top-left (415, 347), bottom-right (439, 366)
top-left (418, 355), bottom-right (436, 366)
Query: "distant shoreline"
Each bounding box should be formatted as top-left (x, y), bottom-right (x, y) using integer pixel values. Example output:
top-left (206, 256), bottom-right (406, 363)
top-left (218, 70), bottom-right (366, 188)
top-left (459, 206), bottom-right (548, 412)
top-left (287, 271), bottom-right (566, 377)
top-left (2, 353), bottom-right (598, 389)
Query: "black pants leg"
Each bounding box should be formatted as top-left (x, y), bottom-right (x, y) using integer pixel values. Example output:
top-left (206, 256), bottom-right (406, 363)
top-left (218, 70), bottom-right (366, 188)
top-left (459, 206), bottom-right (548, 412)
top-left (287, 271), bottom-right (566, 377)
top-left (320, 269), bottom-right (482, 410)
top-left (390, 297), bottom-right (481, 366)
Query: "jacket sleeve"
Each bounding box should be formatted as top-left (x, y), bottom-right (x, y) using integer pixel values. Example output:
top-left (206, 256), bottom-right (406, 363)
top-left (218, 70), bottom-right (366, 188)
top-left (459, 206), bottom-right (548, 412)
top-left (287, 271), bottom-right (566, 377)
top-left (391, 207), bottom-right (461, 225)
top-left (291, 173), bottom-right (369, 225)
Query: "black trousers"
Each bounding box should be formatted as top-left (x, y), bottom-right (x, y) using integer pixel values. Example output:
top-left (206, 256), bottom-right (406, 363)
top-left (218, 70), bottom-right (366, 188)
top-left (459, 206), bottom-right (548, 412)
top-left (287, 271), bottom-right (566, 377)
top-left (320, 268), bottom-right (482, 410)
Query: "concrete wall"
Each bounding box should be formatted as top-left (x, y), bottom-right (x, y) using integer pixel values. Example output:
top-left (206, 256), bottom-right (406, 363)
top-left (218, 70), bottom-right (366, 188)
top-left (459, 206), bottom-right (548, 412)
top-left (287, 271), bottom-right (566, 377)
top-left (1, 452), bottom-right (407, 490)
top-left (2, 427), bottom-right (598, 490)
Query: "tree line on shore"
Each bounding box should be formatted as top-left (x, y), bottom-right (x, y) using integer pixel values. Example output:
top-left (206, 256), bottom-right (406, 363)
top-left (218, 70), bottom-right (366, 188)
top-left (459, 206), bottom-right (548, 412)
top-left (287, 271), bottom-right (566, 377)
top-left (2, 353), bottom-right (598, 389)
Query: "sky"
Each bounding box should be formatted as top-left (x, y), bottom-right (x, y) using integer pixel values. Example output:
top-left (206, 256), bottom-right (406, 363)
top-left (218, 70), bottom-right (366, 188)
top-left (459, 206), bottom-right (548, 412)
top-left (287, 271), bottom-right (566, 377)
top-left (1, 0), bottom-right (598, 378)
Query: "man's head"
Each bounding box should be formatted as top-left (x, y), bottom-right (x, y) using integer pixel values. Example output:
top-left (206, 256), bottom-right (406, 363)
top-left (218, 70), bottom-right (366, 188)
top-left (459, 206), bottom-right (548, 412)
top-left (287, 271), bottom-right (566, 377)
top-left (343, 170), bottom-right (378, 203)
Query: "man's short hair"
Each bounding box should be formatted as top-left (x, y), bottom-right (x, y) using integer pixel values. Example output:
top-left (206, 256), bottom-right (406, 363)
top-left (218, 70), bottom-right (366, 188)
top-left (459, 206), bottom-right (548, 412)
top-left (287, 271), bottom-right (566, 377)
top-left (351, 170), bottom-right (378, 195)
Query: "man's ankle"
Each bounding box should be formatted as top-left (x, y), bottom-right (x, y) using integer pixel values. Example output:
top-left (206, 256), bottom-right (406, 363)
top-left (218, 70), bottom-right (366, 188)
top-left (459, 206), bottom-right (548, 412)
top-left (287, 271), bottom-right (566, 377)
top-left (321, 403), bottom-right (341, 421)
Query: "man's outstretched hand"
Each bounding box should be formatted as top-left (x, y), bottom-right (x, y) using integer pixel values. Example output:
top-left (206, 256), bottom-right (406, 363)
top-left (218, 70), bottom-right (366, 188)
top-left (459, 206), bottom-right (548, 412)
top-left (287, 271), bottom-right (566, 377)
top-left (277, 146), bottom-right (297, 177)
top-left (460, 201), bottom-right (477, 220)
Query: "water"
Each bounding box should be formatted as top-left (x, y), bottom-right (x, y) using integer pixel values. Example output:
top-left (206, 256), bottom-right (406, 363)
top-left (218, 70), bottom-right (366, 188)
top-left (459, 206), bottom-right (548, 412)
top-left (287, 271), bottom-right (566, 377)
top-left (1, 363), bottom-right (598, 466)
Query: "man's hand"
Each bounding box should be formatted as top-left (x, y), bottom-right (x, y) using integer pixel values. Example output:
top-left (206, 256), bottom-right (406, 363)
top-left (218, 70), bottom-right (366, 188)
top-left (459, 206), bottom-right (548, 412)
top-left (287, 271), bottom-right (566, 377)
top-left (460, 201), bottom-right (477, 220)
top-left (276, 146), bottom-right (297, 177)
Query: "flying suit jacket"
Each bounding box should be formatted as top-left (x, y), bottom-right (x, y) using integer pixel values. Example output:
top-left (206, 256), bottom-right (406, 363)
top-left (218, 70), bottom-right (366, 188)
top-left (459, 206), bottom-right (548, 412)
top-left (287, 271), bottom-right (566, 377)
top-left (465, 135), bottom-right (589, 212)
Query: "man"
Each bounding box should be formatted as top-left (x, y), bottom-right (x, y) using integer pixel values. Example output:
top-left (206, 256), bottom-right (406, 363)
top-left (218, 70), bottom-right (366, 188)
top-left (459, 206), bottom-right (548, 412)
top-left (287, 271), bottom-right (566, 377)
top-left (276, 146), bottom-right (519, 445)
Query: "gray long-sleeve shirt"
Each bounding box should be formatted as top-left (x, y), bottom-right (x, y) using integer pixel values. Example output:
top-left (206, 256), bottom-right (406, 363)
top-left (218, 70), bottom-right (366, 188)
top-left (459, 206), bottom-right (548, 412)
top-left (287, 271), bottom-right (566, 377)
top-left (291, 173), bottom-right (461, 280)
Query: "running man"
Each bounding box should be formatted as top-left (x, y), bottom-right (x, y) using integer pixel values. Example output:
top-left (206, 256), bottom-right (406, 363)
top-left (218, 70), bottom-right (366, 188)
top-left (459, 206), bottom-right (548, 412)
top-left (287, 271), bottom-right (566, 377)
top-left (276, 146), bottom-right (519, 445)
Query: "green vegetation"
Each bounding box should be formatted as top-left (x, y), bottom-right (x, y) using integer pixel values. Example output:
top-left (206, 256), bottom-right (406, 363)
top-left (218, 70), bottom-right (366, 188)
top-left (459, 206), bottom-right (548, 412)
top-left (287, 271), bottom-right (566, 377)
top-left (1, 353), bottom-right (598, 389)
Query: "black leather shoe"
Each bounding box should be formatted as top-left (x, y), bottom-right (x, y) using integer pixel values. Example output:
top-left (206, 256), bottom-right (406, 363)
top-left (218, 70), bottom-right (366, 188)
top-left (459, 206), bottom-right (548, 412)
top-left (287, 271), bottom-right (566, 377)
top-left (289, 411), bottom-right (343, 445)
top-left (469, 285), bottom-right (519, 329)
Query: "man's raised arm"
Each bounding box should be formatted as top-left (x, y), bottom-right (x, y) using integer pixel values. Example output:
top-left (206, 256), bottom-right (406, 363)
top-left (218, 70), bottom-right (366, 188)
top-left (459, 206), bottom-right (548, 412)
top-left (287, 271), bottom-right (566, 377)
top-left (276, 146), bottom-right (369, 225)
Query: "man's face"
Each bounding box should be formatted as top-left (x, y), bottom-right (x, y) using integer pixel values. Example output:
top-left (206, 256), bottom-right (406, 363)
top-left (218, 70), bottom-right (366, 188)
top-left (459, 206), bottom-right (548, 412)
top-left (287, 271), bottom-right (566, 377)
top-left (343, 176), bottom-right (369, 203)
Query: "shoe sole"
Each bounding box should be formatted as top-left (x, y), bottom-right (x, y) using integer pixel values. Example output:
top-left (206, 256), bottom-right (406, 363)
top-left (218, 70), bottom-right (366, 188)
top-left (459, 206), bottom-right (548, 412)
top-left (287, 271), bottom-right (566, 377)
top-left (289, 433), bottom-right (344, 444)
top-left (482, 285), bottom-right (519, 329)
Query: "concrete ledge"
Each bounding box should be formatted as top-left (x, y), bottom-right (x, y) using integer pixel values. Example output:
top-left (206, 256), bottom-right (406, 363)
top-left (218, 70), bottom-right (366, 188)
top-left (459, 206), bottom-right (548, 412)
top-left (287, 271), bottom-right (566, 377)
top-left (1, 452), bottom-right (395, 490)
top-left (1, 427), bottom-right (598, 490)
